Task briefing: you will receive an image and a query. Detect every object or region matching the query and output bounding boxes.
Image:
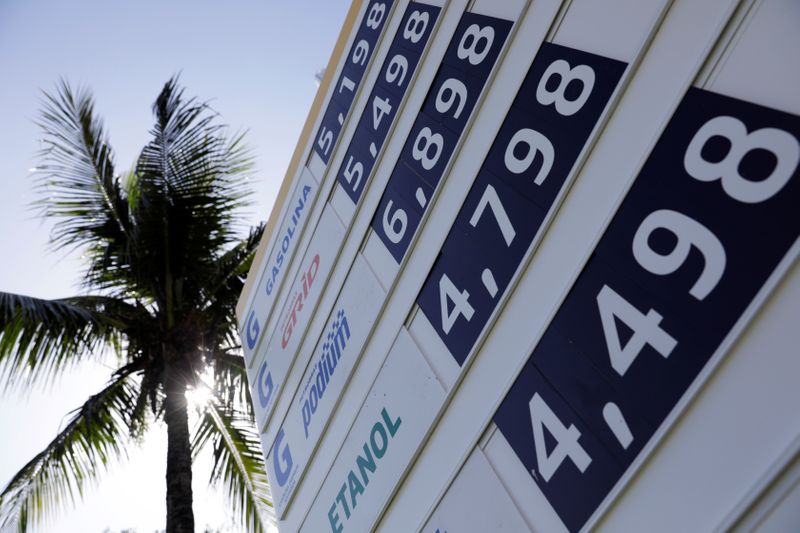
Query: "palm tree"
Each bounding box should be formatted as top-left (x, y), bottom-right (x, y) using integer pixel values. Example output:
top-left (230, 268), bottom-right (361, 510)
top-left (0, 77), bottom-right (272, 532)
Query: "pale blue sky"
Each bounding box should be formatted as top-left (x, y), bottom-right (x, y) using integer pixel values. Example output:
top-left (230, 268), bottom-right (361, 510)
top-left (0, 1), bottom-right (349, 531)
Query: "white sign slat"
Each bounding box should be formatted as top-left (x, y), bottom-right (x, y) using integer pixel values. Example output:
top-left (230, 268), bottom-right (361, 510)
top-left (241, 167), bottom-right (320, 366)
top-left (267, 254), bottom-right (386, 518)
top-left (249, 204), bottom-right (346, 433)
top-left (423, 447), bottom-right (531, 533)
top-left (300, 328), bottom-right (445, 533)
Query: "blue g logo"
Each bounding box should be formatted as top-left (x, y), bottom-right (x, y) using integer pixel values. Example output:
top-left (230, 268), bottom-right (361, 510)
top-left (245, 311), bottom-right (260, 350)
top-left (272, 429), bottom-right (293, 487)
top-left (257, 361), bottom-right (274, 409)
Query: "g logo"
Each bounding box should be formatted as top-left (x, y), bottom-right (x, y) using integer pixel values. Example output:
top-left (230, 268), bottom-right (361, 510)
top-left (245, 311), bottom-right (260, 350)
top-left (273, 429), bottom-right (293, 487)
top-left (257, 361), bottom-right (274, 409)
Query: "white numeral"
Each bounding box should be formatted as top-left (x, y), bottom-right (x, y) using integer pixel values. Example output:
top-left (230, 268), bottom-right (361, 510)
top-left (504, 128), bottom-right (554, 184)
top-left (632, 209), bottom-right (726, 300)
top-left (439, 273), bottom-right (474, 334)
top-left (317, 126), bottom-right (333, 155)
top-left (386, 54), bottom-right (408, 86)
top-left (382, 199), bottom-right (407, 244)
top-left (366, 2), bottom-right (386, 29)
top-left (457, 24), bottom-right (494, 65)
top-left (684, 115), bottom-right (799, 204)
top-left (596, 285), bottom-right (677, 377)
top-left (352, 39), bottom-right (370, 66)
top-left (372, 95), bottom-right (392, 130)
top-left (403, 10), bottom-right (429, 43)
top-left (469, 184), bottom-right (515, 246)
top-left (530, 393), bottom-right (591, 482)
top-left (536, 60), bottom-right (595, 116)
top-left (338, 75), bottom-right (355, 95)
top-left (412, 127), bottom-right (444, 171)
top-left (435, 78), bottom-right (467, 119)
top-left (343, 156), bottom-right (363, 191)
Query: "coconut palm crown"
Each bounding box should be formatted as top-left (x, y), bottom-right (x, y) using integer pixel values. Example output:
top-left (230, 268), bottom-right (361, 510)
top-left (0, 77), bottom-right (272, 532)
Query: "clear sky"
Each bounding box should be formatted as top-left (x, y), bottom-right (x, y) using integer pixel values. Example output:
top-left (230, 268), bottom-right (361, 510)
top-left (0, 1), bottom-right (349, 531)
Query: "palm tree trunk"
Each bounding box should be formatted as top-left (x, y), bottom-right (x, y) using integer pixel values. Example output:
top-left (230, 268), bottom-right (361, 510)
top-left (164, 363), bottom-right (194, 532)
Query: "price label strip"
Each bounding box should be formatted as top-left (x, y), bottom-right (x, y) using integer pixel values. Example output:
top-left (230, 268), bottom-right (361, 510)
top-left (314, 0), bottom-right (397, 164)
top-left (241, 169), bottom-right (319, 366)
top-left (416, 42), bottom-right (627, 365)
top-left (299, 329), bottom-right (446, 533)
top-left (492, 88), bottom-right (800, 532)
top-left (337, 2), bottom-right (442, 206)
top-left (370, 11), bottom-right (514, 264)
top-left (249, 206), bottom-right (346, 433)
top-left (267, 255), bottom-right (386, 519)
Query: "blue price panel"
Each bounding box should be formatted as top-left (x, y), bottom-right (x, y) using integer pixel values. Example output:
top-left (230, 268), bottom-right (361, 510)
top-left (338, 2), bottom-right (441, 205)
top-left (313, 0), bottom-right (395, 164)
top-left (417, 43), bottom-right (626, 365)
top-left (494, 88), bottom-right (800, 532)
top-left (370, 12), bottom-right (514, 263)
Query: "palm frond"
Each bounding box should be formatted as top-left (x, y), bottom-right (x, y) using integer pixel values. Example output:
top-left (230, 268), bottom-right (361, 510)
top-left (130, 77), bottom-right (257, 318)
top-left (0, 373), bottom-right (140, 531)
top-left (211, 351), bottom-right (253, 418)
top-left (202, 222), bottom-right (265, 311)
top-left (136, 76), bottom-right (255, 242)
top-left (192, 400), bottom-right (272, 532)
top-left (36, 80), bottom-right (131, 254)
top-left (0, 292), bottom-right (127, 389)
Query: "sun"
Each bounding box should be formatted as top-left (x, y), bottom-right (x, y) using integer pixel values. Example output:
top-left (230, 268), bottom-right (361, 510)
top-left (185, 367), bottom-right (216, 408)
top-left (185, 385), bottom-right (213, 408)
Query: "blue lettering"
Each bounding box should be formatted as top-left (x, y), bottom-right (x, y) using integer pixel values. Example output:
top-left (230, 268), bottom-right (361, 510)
top-left (336, 484), bottom-right (351, 519)
top-left (328, 502), bottom-right (343, 533)
top-left (382, 407), bottom-right (402, 438)
top-left (302, 401), bottom-right (311, 438)
top-left (294, 197), bottom-right (305, 223)
top-left (302, 309), bottom-right (350, 439)
top-left (347, 470), bottom-right (364, 511)
top-left (370, 421), bottom-right (388, 460)
top-left (356, 442), bottom-right (375, 486)
top-left (273, 429), bottom-right (293, 487)
top-left (325, 407), bottom-right (402, 529)
top-left (245, 311), bottom-right (260, 350)
top-left (316, 360), bottom-right (328, 397)
top-left (257, 361), bottom-right (274, 409)
top-left (285, 226), bottom-right (294, 248)
top-left (310, 386), bottom-right (319, 414)
top-left (264, 183), bottom-right (312, 300)
top-left (266, 277), bottom-right (274, 296)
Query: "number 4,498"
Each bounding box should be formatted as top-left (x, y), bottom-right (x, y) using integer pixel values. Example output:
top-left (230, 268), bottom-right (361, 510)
top-left (529, 109), bottom-right (799, 484)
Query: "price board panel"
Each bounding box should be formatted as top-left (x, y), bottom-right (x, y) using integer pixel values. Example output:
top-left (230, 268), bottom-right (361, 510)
top-left (249, 206), bottom-right (345, 433)
top-left (300, 329), bottom-right (445, 533)
top-left (368, 9), bottom-right (514, 264)
top-left (491, 84), bottom-right (800, 533)
top-left (238, 0), bottom-right (800, 531)
top-left (254, 1), bottom-right (448, 508)
top-left (258, 3), bottom-right (534, 528)
top-left (267, 254), bottom-right (385, 518)
top-left (335, 2), bottom-right (442, 210)
top-left (241, 167), bottom-right (319, 367)
top-left (313, 0), bottom-right (398, 164)
top-left (415, 41), bottom-right (627, 365)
